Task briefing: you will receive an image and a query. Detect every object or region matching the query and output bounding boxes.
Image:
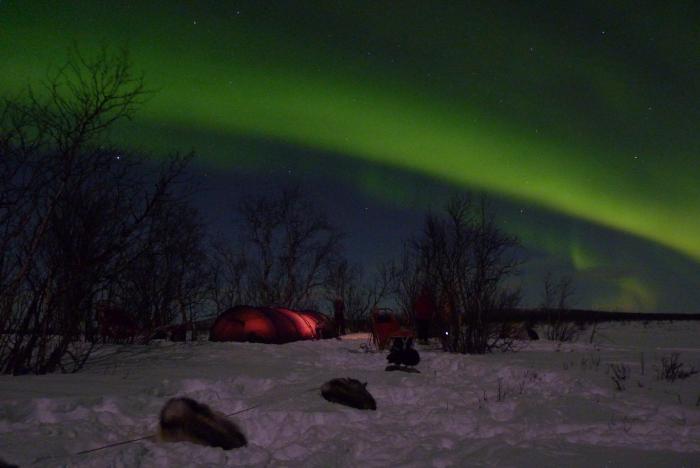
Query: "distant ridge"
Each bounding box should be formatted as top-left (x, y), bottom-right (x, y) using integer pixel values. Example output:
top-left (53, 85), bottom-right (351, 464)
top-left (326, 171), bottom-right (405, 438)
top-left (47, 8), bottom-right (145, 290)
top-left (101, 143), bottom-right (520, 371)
top-left (496, 308), bottom-right (700, 322)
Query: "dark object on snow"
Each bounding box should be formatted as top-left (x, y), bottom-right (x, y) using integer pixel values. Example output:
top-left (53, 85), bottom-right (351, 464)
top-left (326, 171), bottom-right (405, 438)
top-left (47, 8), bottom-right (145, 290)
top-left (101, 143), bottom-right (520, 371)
top-left (321, 378), bottom-right (377, 410)
top-left (386, 336), bottom-right (420, 369)
top-left (526, 325), bottom-right (539, 340)
top-left (385, 364), bottom-right (421, 373)
top-left (0, 457), bottom-right (18, 468)
top-left (210, 305), bottom-right (336, 344)
top-left (158, 397), bottom-right (247, 450)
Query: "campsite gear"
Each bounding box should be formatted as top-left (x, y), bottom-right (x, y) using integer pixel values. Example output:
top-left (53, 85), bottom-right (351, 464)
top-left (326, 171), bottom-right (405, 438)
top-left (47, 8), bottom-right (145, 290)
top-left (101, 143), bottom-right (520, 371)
top-left (386, 336), bottom-right (420, 367)
top-left (210, 305), bottom-right (335, 343)
top-left (159, 397), bottom-right (247, 450)
top-left (321, 378), bottom-right (377, 410)
top-left (371, 308), bottom-right (414, 350)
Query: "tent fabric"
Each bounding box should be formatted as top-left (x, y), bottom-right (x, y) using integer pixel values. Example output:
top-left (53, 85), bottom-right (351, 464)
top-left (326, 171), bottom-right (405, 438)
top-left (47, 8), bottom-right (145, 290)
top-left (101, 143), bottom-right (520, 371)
top-left (209, 305), bottom-right (336, 344)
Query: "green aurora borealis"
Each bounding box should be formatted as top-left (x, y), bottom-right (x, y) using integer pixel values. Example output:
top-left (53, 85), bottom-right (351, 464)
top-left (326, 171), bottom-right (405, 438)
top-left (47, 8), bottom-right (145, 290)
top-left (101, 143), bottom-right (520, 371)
top-left (2, 1), bottom-right (699, 311)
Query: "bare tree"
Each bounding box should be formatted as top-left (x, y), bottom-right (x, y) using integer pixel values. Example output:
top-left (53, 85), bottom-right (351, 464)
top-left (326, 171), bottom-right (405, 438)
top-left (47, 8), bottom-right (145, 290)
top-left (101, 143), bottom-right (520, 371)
top-left (215, 186), bottom-right (344, 310)
top-left (541, 272), bottom-right (579, 342)
top-left (391, 247), bottom-right (423, 324)
top-left (209, 236), bottom-right (248, 313)
top-left (0, 47), bottom-right (196, 374)
top-left (326, 259), bottom-right (396, 331)
top-left (400, 195), bottom-right (521, 354)
top-left (115, 195), bottom-right (211, 337)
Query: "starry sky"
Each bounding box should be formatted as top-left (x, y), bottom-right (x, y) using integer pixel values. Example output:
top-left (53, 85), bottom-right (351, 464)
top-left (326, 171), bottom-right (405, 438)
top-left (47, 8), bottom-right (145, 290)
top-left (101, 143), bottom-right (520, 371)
top-left (2, 1), bottom-right (699, 312)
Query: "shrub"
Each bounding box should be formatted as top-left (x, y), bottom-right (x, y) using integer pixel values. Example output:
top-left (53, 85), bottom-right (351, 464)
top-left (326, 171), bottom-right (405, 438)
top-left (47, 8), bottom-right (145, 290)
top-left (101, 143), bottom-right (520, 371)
top-left (608, 363), bottom-right (630, 391)
top-left (655, 353), bottom-right (698, 382)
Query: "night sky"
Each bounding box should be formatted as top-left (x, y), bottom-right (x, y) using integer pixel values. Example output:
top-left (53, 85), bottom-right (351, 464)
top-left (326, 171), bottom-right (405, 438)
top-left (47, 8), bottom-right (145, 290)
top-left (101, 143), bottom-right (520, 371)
top-left (2, 1), bottom-right (699, 313)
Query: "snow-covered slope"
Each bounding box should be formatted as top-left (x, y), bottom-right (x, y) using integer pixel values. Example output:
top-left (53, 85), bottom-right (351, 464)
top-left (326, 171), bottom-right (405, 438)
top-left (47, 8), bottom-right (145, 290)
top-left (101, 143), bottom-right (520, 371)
top-left (1, 321), bottom-right (699, 467)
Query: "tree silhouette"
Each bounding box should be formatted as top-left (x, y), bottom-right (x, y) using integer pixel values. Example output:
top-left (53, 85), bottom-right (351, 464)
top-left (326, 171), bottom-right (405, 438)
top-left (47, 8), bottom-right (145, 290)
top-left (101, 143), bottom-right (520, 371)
top-left (0, 47), bottom-right (196, 374)
top-left (400, 195), bottom-right (522, 353)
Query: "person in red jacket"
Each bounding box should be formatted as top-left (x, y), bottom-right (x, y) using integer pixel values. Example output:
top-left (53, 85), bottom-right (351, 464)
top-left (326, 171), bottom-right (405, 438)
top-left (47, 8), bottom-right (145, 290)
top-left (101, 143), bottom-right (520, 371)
top-left (413, 285), bottom-right (434, 344)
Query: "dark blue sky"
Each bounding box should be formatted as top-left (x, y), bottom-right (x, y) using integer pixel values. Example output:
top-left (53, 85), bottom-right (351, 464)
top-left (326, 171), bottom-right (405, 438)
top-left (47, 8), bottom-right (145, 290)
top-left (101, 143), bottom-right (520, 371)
top-left (2, 0), bottom-right (699, 312)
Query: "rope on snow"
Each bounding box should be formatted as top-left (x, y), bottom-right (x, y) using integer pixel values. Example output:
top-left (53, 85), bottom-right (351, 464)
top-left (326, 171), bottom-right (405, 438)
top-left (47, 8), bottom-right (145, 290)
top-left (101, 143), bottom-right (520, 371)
top-left (35, 385), bottom-right (321, 461)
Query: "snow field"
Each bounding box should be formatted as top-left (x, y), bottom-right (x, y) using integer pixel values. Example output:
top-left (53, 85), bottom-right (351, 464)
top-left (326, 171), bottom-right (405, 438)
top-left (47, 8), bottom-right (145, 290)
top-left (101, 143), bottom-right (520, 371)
top-left (0, 321), bottom-right (698, 467)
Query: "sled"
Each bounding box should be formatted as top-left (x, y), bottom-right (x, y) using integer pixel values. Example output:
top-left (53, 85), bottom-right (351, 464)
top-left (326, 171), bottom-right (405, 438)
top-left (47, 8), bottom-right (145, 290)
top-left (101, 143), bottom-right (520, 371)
top-left (370, 308), bottom-right (414, 350)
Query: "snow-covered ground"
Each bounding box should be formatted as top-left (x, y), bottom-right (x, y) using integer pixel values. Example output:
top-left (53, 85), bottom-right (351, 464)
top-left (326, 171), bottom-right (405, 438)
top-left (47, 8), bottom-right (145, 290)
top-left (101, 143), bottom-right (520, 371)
top-left (1, 321), bottom-right (699, 467)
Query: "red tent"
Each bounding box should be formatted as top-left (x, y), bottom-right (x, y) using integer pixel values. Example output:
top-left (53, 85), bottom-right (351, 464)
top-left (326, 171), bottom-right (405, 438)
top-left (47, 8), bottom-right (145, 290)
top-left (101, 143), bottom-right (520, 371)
top-left (209, 305), bottom-right (336, 344)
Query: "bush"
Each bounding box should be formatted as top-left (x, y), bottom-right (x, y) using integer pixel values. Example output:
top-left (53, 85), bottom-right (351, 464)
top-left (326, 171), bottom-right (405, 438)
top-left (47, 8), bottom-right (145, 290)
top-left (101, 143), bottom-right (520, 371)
top-left (655, 353), bottom-right (698, 382)
top-left (608, 363), bottom-right (630, 391)
top-left (544, 313), bottom-right (580, 342)
top-left (540, 274), bottom-right (579, 342)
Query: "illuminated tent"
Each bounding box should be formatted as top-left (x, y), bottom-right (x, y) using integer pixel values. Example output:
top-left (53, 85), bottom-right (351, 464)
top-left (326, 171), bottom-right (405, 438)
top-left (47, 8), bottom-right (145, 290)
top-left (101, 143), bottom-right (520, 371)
top-left (209, 305), bottom-right (336, 343)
